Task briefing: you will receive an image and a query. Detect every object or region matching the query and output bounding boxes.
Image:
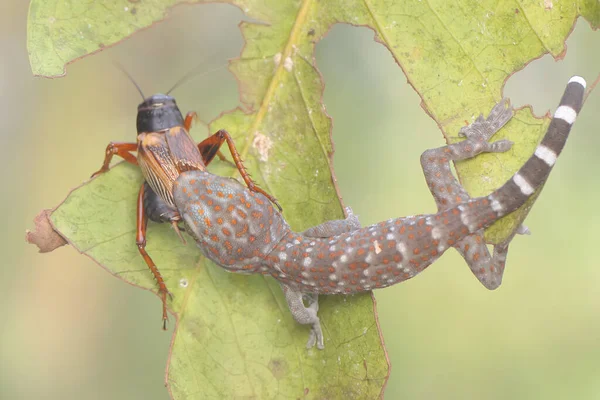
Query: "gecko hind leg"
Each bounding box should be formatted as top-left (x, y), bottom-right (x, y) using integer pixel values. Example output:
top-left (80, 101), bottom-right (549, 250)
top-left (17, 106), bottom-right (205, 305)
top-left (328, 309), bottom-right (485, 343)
top-left (281, 207), bottom-right (362, 349)
top-left (420, 99), bottom-right (520, 289)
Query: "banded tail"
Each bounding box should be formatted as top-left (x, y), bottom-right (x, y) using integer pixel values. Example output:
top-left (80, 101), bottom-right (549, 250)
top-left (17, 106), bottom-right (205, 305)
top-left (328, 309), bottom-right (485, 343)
top-left (461, 76), bottom-right (586, 231)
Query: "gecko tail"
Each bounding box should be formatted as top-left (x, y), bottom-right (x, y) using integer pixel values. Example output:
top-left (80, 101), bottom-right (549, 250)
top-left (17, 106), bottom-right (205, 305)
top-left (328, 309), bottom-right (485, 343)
top-left (457, 76), bottom-right (586, 235)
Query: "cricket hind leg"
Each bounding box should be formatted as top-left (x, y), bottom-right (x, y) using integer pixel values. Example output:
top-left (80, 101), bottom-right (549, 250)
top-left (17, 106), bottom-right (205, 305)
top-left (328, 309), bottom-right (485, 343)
top-left (420, 99), bottom-right (525, 289)
top-left (281, 207), bottom-right (361, 349)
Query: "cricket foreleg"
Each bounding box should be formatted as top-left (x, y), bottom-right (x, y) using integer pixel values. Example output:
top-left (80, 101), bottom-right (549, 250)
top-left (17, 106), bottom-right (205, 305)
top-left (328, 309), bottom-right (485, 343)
top-left (91, 142), bottom-right (138, 178)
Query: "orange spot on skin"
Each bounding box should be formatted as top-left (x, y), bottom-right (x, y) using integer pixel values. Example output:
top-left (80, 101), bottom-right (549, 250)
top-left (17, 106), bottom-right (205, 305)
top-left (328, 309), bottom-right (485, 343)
top-left (245, 202), bottom-right (252, 208)
top-left (189, 179), bottom-right (196, 185)
top-left (217, 191), bottom-right (224, 198)
top-left (473, 253), bottom-right (480, 261)
top-left (207, 200), bottom-right (213, 206)
top-left (249, 236), bottom-right (255, 243)
top-left (328, 267), bottom-right (335, 273)
top-left (408, 234), bottom-right (415, 240)
top-left (204, 217), bottom-right (212, 227)
top-left (215, 205), bottom-right (222, 212)
top-left (329, 281), bottom-right (336, 288)
top-left (417, 219), bottom-right (425, 226)
top-left (193, 188), bottom-right (199, 194)
top-left (222, 228), bottom-right (231, 236)
top-left (452, 208), bottom-right (460, 215)
top-left (252, 211), bottom-right (262, 219)
top-left (236, 224), bottom-right (248, 237)
top-left (211, 235), bottom-right (218, 242)
top-left (413, 248), bottom-right (420, 255)
top-left (227, 193), bottom-right (234, 199)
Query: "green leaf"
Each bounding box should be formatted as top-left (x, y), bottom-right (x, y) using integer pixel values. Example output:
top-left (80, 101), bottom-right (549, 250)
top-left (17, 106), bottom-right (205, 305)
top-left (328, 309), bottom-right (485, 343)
top-left (29, 0), bottom-right (598, 398)
top-left (51, 164), bottom-right (388, 398)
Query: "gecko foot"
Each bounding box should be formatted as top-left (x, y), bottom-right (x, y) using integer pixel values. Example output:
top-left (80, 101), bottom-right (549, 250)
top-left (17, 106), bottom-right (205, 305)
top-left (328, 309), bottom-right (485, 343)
top-left (459, 98), bottom-right (513, 142)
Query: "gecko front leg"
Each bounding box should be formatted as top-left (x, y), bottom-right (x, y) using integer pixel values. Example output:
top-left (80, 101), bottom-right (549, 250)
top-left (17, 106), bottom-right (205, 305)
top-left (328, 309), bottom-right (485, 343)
top-left (281, 207), bottom-right (361, 349)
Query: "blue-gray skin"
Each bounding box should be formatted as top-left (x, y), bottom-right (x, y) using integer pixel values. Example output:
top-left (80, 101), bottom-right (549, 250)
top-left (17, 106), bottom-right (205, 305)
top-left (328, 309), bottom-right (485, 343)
top-left (172, 77), bottom-right (585, 349)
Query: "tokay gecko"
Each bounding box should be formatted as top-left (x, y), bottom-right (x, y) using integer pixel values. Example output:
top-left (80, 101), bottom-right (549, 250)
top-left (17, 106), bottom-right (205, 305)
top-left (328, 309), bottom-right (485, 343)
top-left (172, 77), bottom-right (585, 349)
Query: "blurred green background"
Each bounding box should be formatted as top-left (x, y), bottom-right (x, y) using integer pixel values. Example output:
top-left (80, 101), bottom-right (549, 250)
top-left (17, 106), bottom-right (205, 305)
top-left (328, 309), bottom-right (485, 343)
top-left (2, 2), bottom-right (599, 399)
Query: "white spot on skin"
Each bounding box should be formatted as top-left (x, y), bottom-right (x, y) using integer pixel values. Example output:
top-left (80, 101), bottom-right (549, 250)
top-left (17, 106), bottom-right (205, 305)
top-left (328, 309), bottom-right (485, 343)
top-left (293, 239), bottom-right (301, 245)
top-left (554, 105), bottom-right (577, 125)
top-left (513, 173), bottom-right (535, 195)
top-left (329, 274), bottom-right (337, 281)
top-left (460, 208), bottom-right (471, 227)
top-left (534, 145), bottom-right (558, 166)
top-left (329, 245), bottom-right (336, 252)
top-left (340, 254), bottom-right (348, 263)
top-left (306, 247), bottom-right (313, 253)
top-left (365, 253), bottom-right (374, 264)
top-left (301, 271), bottom-right (309, 278)
top-left (488, 194), bottom-right (504, 213)
top-left (363, 269), bottom-right (370, 276)
top-left (337, 281), bottom-right (345, 286)
top-left (283, 56), bottom-right (293, 72)
top-left (279, 252), bottom-right (287, 261)
top-left (303, 257), bottom-right (312, 267)
top-left (396, 242), bottom-right (407, 256)
top-left (431, 226), bottom-right (442, 240)
top-left (386, 233), bottom-right (394, 240)
top-left (568, 76), bottom-right (586, 88)
top-left (252, 132), bottom-right (273, 162)
top-left (273, 53), bottom-right (282, 66)
top-left (374, 241), bottom-right (382, 254)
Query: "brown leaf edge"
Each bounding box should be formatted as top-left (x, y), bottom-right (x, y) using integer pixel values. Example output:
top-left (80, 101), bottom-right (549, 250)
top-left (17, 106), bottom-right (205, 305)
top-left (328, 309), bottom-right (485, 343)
top-left (25, 209), bottom-right (67, 252)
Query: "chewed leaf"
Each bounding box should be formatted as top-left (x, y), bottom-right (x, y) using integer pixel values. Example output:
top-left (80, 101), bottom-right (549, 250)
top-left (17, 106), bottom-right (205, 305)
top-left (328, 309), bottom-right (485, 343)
top-left (29, 0), bottom-right (598, 398)
top-left (50, 163), bottom-right (389, 398)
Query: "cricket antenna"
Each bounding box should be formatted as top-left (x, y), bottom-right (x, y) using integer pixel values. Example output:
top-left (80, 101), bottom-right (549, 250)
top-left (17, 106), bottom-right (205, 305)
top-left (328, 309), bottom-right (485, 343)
top-left (114, 62), bottom-right (146, 100)
top-left (166, 60), bottom-right (227, 96)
